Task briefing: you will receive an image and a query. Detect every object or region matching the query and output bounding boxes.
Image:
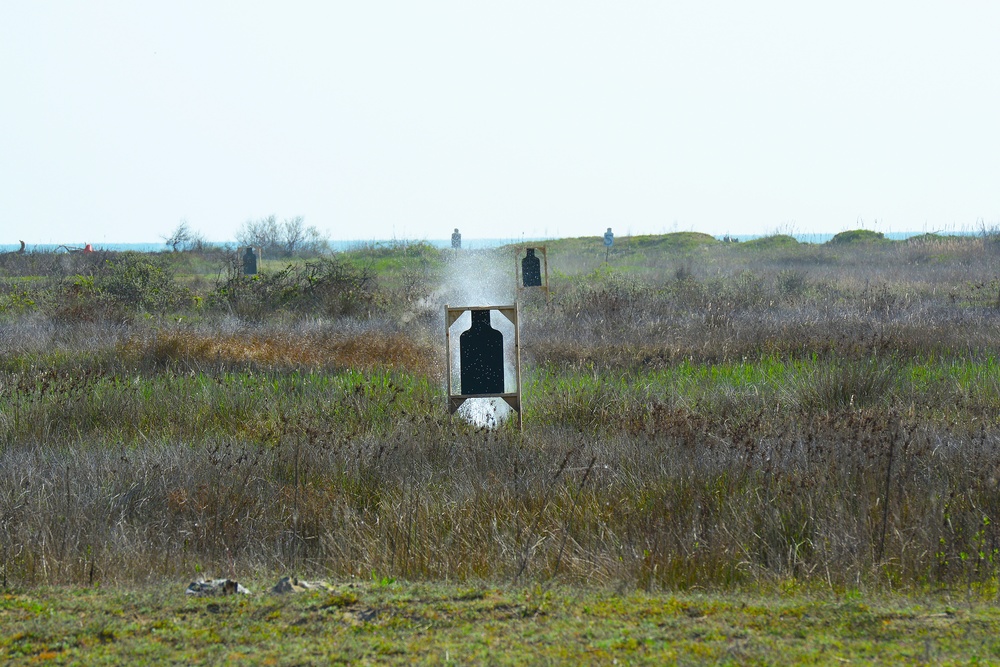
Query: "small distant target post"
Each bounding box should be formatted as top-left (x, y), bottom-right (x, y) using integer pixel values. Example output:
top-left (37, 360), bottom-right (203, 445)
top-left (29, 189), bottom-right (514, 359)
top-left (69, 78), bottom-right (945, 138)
top-left (514, 245), bottom-right (549, 300)
top-left (445, 304), bottom-right (522, 430)
top-left (242, 247), bottom-right (259, 275)
top-left (451, 228), bottom-right (462, 250)
top-left (603, 227), bottom-right (614, 262)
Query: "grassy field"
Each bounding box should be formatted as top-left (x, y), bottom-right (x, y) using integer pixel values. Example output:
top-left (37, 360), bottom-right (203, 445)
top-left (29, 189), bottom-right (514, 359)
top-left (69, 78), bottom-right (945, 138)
top-left (4, 581), bottom-right (1000, 664)
top-left (3, 231), bottom-right (1000, 659)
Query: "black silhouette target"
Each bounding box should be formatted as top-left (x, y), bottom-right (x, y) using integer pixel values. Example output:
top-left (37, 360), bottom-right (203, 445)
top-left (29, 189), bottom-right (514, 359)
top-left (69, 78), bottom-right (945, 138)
top-left (514, 245), bottom-right (549, 301)
top-left (243, 247), bottom-right (258, 275)
top-left (459, 310), bottom-right (504, 395)
top-left (521, 249), bottom-right (541, 287)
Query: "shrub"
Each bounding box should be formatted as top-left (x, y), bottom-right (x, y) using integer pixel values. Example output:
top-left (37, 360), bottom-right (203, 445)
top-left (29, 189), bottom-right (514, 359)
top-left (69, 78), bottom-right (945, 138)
top-left (211, 255), bottom-right (376, 321)
top-left (299, 256), bottom-right (377, 317)
top-left (47, 252), bottom-right (180, 322)
top-left (739, 234), bottom-right (799, 250)
top-left (828, 229), bottom-right (889, 245)
top-left (211, 260), bottom-right (300, 321)
top-left (96, 252), bottom-right (177, 313)
top-left (0, 283), bottom-right (38, 317)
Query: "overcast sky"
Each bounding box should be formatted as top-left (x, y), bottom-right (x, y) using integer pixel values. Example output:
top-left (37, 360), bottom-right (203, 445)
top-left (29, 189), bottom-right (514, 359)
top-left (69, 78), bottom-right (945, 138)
top-left (2, 1), bottom-right (998, 244)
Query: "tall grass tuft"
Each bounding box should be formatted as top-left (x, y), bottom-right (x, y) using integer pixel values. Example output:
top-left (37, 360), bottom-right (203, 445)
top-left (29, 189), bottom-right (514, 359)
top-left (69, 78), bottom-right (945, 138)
top-left (798, 356), bottom-right (900, 411)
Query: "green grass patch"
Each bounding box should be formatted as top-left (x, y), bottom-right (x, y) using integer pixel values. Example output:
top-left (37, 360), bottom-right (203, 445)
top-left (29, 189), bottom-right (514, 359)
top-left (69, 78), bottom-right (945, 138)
top-left (525, 356), bottom-right (1000, 430)
top-left (2, 583), bottom-right (999, 664)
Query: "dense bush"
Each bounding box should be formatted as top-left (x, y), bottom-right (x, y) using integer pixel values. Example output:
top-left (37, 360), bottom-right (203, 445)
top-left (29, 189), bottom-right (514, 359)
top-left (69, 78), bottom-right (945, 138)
top-left (95, 252), bottom-right (178, 313)
top-left (211, 255), bottom-right (377, 321)
top-left (46, 252), bottom-right (180, 322)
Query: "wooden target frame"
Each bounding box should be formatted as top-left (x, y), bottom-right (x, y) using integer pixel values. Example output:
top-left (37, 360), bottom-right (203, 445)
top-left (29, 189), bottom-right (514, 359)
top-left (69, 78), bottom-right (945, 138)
top-left (513, 245), bottom-right (550, 300)
top-left (445, 304), bottom-right (522, 430)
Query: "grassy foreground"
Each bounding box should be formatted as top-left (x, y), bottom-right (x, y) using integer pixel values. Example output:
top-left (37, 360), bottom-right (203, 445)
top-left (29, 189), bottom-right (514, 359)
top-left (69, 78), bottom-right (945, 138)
top-left (3, 582), bottom-right (999, 665)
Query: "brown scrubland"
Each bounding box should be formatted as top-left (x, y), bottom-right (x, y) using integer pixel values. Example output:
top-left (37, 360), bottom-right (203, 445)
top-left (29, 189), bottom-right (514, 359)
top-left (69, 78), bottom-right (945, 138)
top-left (2, 231), bottom-right (1000, 593)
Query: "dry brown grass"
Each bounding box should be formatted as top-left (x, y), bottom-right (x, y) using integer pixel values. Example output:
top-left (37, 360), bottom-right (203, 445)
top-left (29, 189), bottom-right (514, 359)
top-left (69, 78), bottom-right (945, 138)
top-left (120, 328), bottom-right (439, 376)
top-left (2, 410), bottom-right (1000, 592)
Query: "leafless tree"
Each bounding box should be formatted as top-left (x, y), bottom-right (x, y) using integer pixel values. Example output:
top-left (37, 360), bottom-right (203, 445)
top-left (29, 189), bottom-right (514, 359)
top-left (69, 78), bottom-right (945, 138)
top-left (162, 220), bottom-right (206, 252)
top-left (237, 215), bottom-right (329, 258)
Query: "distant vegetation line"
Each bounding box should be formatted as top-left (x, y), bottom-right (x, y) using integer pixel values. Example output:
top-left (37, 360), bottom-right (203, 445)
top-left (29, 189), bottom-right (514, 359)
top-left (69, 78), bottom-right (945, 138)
top-left (0, 229), bottom-right (984, 254)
